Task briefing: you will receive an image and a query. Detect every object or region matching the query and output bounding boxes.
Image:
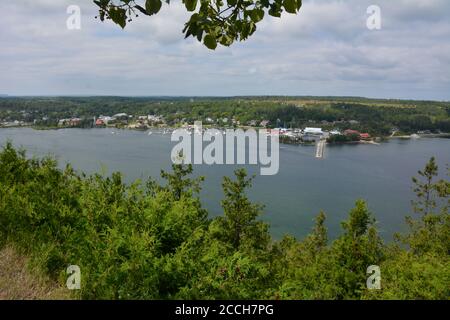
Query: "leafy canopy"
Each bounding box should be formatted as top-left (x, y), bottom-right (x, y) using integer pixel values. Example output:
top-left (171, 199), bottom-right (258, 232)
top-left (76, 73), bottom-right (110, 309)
top-left (93, 0), bottom-right (302, 49)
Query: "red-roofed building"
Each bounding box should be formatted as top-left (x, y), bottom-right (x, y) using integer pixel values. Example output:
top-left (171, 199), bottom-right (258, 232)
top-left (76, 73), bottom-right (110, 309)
top-left (95, 119), bottom-right (105, 126)
top-left (344, 129), bottom-right (361, 136)
top-left (360, 133), bottom-right (371, 140)
top-left (69, 118), bottom-right (81, 126)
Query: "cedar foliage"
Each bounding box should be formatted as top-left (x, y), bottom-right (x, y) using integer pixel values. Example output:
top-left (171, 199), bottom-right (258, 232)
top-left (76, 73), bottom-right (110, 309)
top-left (0, 142), bottom-right (448, 299)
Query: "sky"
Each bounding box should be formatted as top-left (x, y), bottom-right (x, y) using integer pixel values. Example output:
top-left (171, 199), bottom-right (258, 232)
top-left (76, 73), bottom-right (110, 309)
top-left (1, 0), bottom-right (449, 100)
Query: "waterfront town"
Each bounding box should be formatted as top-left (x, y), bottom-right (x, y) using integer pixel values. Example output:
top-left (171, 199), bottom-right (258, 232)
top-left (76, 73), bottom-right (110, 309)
top-left (0, 110), bottom-right (444, 148)
top-left (0, 111), bottom-right (380, 144)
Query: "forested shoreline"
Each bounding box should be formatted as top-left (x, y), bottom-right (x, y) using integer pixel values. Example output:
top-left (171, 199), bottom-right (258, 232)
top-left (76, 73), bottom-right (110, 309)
top-left (0, 142), bottom-right (448, 299)
top-left (1, 97), bottom-right (449, 136)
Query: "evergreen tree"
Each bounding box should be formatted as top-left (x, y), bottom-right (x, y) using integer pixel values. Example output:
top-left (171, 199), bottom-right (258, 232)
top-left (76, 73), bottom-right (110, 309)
top-left (412, 156), bottom-right (438, 216)
top-left (216, 169), bottom-right (269, 251)
top-left (159, 163), bottom-right (204, 201)
top-left (331, 200), bottom-right (384, 298)
top-left (305, 211), bottom-right (328, 254)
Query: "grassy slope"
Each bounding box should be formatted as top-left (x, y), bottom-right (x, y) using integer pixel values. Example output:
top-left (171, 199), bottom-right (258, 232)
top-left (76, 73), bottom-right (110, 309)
top-left (0, 245), bottom-right (72, 300)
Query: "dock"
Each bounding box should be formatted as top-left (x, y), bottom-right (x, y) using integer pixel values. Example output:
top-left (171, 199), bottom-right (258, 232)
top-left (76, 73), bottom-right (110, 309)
top-left (315, 139), bottom-right (325, 158)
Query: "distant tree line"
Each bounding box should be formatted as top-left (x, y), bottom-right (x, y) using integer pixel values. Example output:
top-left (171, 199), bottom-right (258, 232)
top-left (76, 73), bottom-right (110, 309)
top-left (0, 97), bottom-right (449, 136)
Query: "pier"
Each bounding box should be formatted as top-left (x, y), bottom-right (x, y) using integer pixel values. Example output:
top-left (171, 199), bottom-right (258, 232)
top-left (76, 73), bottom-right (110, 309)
top-left (315, 139), bottom-right (325, 158)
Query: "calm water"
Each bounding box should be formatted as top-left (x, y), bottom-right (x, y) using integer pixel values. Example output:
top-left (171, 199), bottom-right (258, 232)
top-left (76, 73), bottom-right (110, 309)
top-left (1, 128), bottom-right (449, 240)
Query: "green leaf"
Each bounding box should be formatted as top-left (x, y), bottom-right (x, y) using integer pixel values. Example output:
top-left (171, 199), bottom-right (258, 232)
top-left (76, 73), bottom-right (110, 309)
top-left (203, 34), bottom-right (217, 50)
top-left (249, 9), bottom-right (265, 23)
top-left (268, 4), bottom-right (282, 18)
top-left (109, 7), bottom-right (127, 28)
top-left (248, 21), bottom-right (256, 36)
top-left (184, 0), bottom-right (198, 11)
top-left (219, 34), bottom-right (233, 46)
top-left (196, 28), bottom-right (204, 42)
top-left (283, 0), bottom-right (297, 14)
top-left (145, 0), bottom-right (162, 15)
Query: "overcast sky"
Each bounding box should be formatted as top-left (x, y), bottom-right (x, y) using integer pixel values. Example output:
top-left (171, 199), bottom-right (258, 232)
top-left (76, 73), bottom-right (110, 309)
top-left (1, 0), bottom-right (449, 100)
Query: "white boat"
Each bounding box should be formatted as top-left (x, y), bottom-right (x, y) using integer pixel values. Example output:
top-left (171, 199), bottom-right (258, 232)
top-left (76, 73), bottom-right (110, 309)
top-left (147, 131), bottom-right (153, 135)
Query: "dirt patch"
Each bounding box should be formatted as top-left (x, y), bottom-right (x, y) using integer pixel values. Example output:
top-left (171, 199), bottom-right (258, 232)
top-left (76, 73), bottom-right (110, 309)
top-left (0, 245), bottom-right (73, 300)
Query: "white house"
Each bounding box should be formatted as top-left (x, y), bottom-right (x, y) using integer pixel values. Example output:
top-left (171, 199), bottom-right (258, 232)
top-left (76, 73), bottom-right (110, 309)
top-left (303, 127), bottom-right (323, 135)
top-left (113, 113), bottom-right (128, 120)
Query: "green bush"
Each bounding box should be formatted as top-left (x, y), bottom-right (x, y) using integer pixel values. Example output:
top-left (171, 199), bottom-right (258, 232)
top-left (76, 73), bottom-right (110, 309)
top-left (0, 142), bottom-right (448, 299)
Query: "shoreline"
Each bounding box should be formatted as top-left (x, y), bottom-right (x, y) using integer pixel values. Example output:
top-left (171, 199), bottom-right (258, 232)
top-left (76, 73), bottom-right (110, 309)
top-left (1, 125), bottom-right (450, 145)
